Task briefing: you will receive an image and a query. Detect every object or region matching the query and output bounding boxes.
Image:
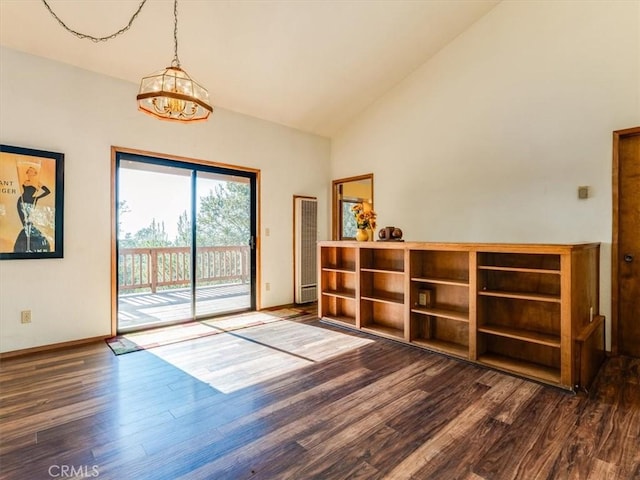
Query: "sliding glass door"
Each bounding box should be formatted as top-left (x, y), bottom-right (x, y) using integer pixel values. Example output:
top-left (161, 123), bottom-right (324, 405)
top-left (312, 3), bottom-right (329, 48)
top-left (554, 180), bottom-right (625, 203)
top-left (115, 152), bottom-right (256, 333)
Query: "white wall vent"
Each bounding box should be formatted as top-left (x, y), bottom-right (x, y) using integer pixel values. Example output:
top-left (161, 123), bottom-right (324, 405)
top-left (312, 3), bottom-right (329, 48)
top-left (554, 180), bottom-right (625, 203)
top-left (294, 196), bottom-right (318, 304)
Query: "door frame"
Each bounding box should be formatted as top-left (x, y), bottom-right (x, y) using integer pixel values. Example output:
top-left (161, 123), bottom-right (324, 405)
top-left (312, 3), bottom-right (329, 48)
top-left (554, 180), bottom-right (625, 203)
top-left (110, 146), bottom-right (261, 336)
top-left (611, 126), bottom-right (640, 355)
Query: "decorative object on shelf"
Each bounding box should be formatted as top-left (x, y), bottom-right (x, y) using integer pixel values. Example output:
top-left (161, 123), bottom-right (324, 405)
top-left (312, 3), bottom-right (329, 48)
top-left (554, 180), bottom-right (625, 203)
top-left (355, 228), bottom-right (369, 242)
top-left (378, 226), bottom-right (404, 241)
top-left (351, 202), bottom-right (376, 242)
top-left (0, 144), bottom-right (65, 260)
top-left (137, 0), bottom-right (213, 122)
top-left (417, 288), bottom-right (434, 308)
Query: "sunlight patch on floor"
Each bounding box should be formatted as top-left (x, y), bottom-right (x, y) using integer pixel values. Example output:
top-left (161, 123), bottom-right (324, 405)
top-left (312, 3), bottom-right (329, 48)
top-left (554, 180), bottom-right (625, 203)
top-left (148, 320), bottom-right (373, 393)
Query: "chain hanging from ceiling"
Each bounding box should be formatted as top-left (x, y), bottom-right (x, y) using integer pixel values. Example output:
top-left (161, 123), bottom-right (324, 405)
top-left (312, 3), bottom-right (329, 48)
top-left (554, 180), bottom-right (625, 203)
top-left (40, 0), bottom-right (148, 43)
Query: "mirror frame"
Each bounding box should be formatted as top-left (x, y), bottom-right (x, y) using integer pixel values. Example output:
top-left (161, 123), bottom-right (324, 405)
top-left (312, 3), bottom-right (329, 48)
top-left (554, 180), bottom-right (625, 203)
top-left (331, 173), bottom-right (374, 240)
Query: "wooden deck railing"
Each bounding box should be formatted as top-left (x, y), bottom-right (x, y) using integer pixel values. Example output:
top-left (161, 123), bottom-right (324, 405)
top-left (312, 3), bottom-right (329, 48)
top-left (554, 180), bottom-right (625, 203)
top-left (118, 246), bottom-right (250, 293)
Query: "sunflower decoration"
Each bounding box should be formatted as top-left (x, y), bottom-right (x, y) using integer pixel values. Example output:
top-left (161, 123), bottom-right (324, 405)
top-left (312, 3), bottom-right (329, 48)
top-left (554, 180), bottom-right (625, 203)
top-left (351, 203), bottom-right (377, 230)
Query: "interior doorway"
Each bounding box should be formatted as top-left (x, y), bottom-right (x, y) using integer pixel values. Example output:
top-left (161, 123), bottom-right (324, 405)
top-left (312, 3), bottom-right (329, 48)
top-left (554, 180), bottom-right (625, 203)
top-left (112, 149), bottom-right (258, 334)
top-left (612, 126), bottom-right (640, 357)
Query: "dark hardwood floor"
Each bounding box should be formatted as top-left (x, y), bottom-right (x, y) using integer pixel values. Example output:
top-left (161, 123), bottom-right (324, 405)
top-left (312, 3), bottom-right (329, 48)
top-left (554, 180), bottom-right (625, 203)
top-left (1, 313), bottom-right (639, 480)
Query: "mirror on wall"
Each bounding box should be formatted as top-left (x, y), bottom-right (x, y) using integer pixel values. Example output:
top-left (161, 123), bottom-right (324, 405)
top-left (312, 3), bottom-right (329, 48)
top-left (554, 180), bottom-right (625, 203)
top-left (332, 174), bottom-right (373, 240)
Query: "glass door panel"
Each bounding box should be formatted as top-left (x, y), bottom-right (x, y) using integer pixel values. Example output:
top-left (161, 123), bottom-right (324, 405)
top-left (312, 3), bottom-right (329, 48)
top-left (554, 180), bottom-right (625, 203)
top-left (117, 161), bottom-right (193, 331)
top-left (195, 172), bottom-right (252, 317)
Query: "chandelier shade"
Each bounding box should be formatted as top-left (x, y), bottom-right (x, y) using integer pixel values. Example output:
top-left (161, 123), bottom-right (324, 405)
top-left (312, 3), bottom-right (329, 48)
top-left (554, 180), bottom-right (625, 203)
top-left (137, 66), bottom-right (213, 122)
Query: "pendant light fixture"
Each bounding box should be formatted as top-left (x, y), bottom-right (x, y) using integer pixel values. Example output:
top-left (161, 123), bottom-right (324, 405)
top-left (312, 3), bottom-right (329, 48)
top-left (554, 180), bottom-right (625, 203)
top-left (41, 0), bottom-right (212, 123)
top-left (136, 0), bottom-right (213, 122)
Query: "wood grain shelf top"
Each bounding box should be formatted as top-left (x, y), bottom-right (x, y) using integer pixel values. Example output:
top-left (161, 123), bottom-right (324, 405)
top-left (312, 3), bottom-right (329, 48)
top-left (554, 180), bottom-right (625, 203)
top-left (361, 267), bottom-right (405, 274)
top-left (321, 315), bottom-right (356, 327)
top-left (411, 307), bottom-right (469, 323)
top-left (411, 338), bottom-right (469, 359)
top-left (478, 265), bottom-right (560, 275)
top-left (411, 276), bottom-right (469, 287)
top-left (361, 291), bottom-right (404, 305)
top-left (478, 290), bottom-right (561, 303)
top-left (478, 353), bottom-right (561, 384)
top-left (321, 289), bottom-right (356, 300)
top-left (322, 266), bottom-right (356, 273)
top-left (361, 324), bottom-right (404, 340)
top-left (478, 325), bottom-right (560, 347)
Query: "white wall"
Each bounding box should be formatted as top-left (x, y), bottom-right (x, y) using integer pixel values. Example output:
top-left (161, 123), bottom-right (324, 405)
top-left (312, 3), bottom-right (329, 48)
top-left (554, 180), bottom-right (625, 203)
top-left (0, 47), bottom-right (330, 353)
top-left (331, 0), bottom-right (640, 346)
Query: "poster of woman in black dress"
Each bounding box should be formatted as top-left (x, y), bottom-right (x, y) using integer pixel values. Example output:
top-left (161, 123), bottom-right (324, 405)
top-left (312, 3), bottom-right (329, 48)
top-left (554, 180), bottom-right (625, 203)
top-left (14, 164), bottom-right (51, 252)
top-left (0, 145), bottom-right (64, 259)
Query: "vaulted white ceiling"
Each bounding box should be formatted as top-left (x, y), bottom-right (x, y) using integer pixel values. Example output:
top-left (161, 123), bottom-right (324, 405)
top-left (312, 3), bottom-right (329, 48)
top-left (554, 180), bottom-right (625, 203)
top-left (0, 0), bottom-right (499, 137)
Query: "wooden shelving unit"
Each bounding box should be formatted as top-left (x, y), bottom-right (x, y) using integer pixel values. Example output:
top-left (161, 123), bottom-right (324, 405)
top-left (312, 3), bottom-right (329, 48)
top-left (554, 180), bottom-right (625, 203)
top-left (318, 241), bottom-right (604, 391)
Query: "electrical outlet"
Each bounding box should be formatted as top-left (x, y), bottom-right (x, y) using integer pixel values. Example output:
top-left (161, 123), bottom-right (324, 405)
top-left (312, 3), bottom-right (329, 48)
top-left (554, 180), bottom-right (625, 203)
top-left (265, 282), bottom-right (271, 292)
top-left (21, 310), bottom-right (31, 324)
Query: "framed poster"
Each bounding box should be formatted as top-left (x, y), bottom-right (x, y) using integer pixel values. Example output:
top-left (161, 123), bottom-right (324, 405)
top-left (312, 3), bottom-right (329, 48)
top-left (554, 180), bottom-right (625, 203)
top-left (0, 145), bottom-right (64, 259)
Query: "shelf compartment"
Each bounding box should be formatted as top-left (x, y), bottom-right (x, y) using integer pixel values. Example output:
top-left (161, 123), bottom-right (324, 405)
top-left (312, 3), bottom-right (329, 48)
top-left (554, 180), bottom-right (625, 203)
top-left (478, 296), bottom-right (560, 337)
top-left (410, 250), bottom-right (469, 283)
top-left (320, 246), bottom-right (357, 272)
top-left (361, 299), bottom-right (404, 340)
top-left (478, 353), bottom-right (561, 385)
top-left (478, 252), bottom-right (560, 272)
top-left (411, 306), bottom-right (468, 323)
top-left (477, 334), bottom-right (560, 384)
top-left (411, 313), bottom-right (469, 358)
top-left (360, 247), bottom-right (404, 273)
top-left (477, 325), bottom-right (560, 348)
top-left (410, 279), bottom-right (469, 321)
top-left (361, 270), bottom-right (404, 305)
top-left (320, 295), bottom-right (356, 327)
top-left (478, 269), bottom-right (560, 298)
top-left (321, 269), bottom-right (355, 298)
